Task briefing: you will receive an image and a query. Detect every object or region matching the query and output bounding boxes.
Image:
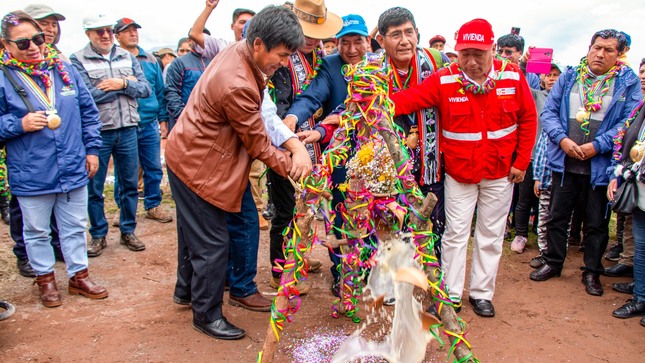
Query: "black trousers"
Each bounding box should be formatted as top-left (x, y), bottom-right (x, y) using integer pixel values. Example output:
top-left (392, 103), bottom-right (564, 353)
top-left (544, 172), bottom-right (610, 274)
top-left (267, 169), bottom-right (295, 279)
top-left (168, 168), bottom-right (229, 323)
top-left (514, 162), bottom-right (539, 237)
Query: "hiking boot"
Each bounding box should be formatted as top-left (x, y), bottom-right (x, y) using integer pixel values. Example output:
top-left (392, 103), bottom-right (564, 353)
top-left (35, 272), bottom-right (62, 307)
top-left (87, 237), bottom-right (107, 257)
top-left (68, 268), bottom-right (108, 299)
top-left (269, 276), bottom-right (311, 295)
top-left (120, 233), bottom-right (146, 251)
top-left (145, 206), bottom-right (173, 223)
top-left (604, 243), bottom-right (623, 261)
top-left (111, 210), bottom-right (120, 227)
top-left (17, 258), bottom-right (36, 278)
top-left (510, 235), bottom-right (527, 254)
top-left (529, 255), bottom-right (546, 269)
top-left (259, 213), bottom-right (269, 230)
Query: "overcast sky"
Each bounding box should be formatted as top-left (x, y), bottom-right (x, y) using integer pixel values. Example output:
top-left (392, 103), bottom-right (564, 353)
top-left (2, 0), bottom-right (644, 68)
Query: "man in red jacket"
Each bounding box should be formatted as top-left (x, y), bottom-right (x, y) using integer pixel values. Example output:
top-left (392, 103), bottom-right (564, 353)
top-left (390, 18), bottom-right (537, 317)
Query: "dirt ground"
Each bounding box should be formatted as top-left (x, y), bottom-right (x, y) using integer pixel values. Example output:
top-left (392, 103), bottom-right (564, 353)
top-left (0, 193), bottom-right (643, 363)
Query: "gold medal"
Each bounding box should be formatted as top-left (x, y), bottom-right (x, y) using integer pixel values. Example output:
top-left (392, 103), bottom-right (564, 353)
top-left (630, 143), bottom-right (645, 163)
top-left (575, 108), bottom-right (590, 123)
top-left (46, 110), bottom-right (61, 130)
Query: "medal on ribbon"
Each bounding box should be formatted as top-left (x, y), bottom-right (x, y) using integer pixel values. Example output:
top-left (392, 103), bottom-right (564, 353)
top-left (15, 71), bottom-right (61, 130)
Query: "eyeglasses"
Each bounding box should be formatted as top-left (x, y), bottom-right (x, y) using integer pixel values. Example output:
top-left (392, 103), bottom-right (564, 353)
top-left (497, 49), bottom-right (516, 56)
top-left (7, 32), bottom-right (46, 51)
top-left (385, 29), bottom-right (416, 42)
top-left (94, 28), bottom-right (114, 37)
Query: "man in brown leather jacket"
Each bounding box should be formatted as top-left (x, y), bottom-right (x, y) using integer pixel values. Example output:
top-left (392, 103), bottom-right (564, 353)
top-left (164, 5), bottom-right (308, 341)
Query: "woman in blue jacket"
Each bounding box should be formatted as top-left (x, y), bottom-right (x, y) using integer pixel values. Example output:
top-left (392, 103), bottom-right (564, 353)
top-left (0, 11), bottom-right (106, 307)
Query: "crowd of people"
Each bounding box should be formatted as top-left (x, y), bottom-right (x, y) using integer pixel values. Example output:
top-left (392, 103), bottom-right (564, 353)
top-left (1, 0), bottom-right (644, 342)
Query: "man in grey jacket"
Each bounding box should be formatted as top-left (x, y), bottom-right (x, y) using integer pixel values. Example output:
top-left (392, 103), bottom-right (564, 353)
top-left (71, 13), bottom-right (151, 257)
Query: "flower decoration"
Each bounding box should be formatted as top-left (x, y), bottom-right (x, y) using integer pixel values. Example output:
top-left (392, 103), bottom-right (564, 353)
top-left (346, 140), bottom-right (398, 195)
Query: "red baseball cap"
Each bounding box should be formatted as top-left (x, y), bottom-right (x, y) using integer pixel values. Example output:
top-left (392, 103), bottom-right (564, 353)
top-left (429, 35), bottom-right (446, 45)
top-left (455, 18), bottom-right (494, 51)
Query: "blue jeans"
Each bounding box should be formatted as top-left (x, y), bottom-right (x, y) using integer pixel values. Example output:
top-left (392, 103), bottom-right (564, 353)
top-left (114, 121), bottom-right (163, 210)
top-left (631, 208), bottom-right (645, 303)
top-left (226, 183), bottom-right (260, 298)
top-left (18, 187), bottom-right (89, 277)
top-left (88, 127), bottom-right (139, 237)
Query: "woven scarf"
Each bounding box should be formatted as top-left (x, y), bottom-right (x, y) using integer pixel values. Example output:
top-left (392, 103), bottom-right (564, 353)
top-left (288, 47), bottom-right (324, 163)
top-left (386, 47), bottom-right (440, 185)
top-left (1, 44), bottom-right (72, 88)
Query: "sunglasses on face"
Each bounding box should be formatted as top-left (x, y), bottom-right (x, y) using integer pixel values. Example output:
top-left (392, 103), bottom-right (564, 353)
top-left (497, 49), bottom-right (515, 56)
top-left (7, 32), bottom-right (46, 51)
top-left (94, 28), bottom-right (114, 37)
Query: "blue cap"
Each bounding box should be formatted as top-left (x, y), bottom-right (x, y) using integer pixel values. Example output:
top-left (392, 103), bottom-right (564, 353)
top-left (336, 14), bottom-right (369, 38)
top-left (242, 19), bottom-right (251, 39)
top-left (620, 31), bottom-right (631, 46)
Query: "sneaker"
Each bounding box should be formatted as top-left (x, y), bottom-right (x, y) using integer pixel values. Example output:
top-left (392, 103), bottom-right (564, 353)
top-left (331, 278), bottom-right (341, 298)
top-left (87, 237), bottom-right (107, 257)
top-left (138, 191), bottom-right (144, 200)
top-left (604, 243), bottom-right (623, 261)
top-left (145, 206), bottom-right (173, 223)
top-left (262, 203), bottom-right (276, 221)
top-left (120, 233), bottom-right (146, 251)
top-left (529, 255), bottom-right (546, 269)
top-left (510, 235), bottom-right (527, 254)
top-left (269, 276), bottom-right (310, 295)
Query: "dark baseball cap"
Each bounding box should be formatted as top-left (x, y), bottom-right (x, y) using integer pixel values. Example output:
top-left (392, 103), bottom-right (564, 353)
top-left (113, 17), bottom-right (141, 34)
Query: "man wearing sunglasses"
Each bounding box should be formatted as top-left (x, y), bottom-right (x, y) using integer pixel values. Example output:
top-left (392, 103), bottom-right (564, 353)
top-left (70, 13), bottom-right (151, 257)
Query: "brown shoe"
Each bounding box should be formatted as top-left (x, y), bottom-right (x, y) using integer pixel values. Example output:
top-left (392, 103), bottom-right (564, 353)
top-left (87, 237), bottom-right (107, 257)
top-left (145, 205), bottom-right (173, 223)
top-left (305, 257), bottom-right (322, 272)
top-left (269, 276), bottom-right (311, 295)
top-left (120, 233), bottom-right (146, 251)
top-left (259, 213), bottom-right (269, 230)
top-left (111, 210), bottom-right (120, 227)
top-left (35, 272), bottom-right (62, 307)
top-left (68, 268), bottom-right (108, 299)
top-left (228, 292), bottom-right (273, 312)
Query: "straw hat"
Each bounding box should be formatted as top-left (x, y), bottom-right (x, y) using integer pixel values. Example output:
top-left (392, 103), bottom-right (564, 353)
top-left (292, 0), bottom-right (342, 40)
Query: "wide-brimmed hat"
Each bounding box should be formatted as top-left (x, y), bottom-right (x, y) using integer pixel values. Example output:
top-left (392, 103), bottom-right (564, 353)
top-left (155, 47), bottom-right (177, 58)
top-left (292, 0), bottom-right (342, 40)
top-left (24, 4), bottom-right (65, 21)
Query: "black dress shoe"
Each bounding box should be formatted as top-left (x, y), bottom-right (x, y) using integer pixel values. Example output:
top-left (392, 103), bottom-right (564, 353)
top-left (612, 299), bottom-right (645, 319)
top-left (173, 295), bottom-right (190, 305)
top-left (530, 264), bottom-right (561, 281)
top-left (604, 263), bottom-right (634, 277)
top-left (193, 317), bottom-right (245, 340)
top-left (468, 296), bottom-right (495, 317)
top-left (582, 273), bottom-right (603, 296)
top-left (16, 258), bottom-right (36, 278)
top-left (612, 282), bottom-right (634, 294)
top-left (641, 316), bottom-right (645, 327)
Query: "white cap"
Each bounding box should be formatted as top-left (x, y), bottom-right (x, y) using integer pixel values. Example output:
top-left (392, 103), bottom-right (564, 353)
top-left (82, 13), bottom-right (114, 30)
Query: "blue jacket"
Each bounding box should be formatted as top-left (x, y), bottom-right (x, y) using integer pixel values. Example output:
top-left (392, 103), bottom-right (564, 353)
top-left (0, 63), bottom-right (102, 196)
top-left (286, 53), bottom-right (349, 128)
top-left (164, 51), bottom-right (211, 120)
top-left (135, 46), bottom-right (169, 125)
top-left (541, 64), bottom-right (642, 186)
